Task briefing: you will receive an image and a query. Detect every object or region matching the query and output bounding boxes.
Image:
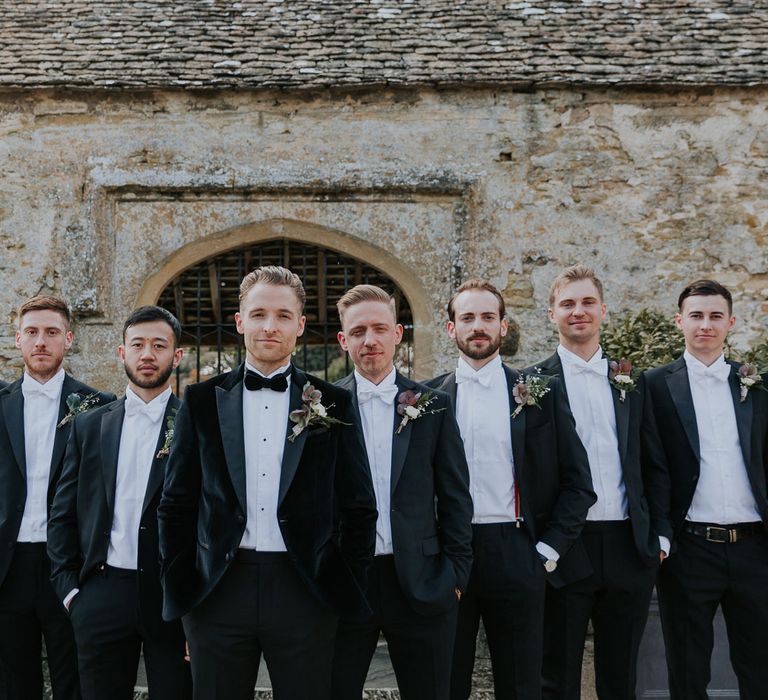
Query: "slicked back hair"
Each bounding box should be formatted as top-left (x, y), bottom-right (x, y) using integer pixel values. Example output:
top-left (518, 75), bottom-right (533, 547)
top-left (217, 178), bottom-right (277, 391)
top-left (18, 295), bottom-right (71, 329)
top-left (548, 265), bottom-right (604, 308)
top-left (678, 279), bottom-right (733, 315)
top-left (447, 279), bottom-right (505, 323)
top-left (239, 265), bottom-right (306, 312)
top-left (337, 284), bottom-right (397, 325)
top-left (123, 306), bottom-right (182, 348)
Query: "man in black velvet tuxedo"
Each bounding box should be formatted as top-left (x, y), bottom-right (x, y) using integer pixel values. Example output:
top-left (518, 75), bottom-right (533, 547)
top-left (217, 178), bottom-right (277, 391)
top-left (0, 295), bottom-right (115, 700)
top-left (430, 279), bottom-right (595, 700)
top-left (158, 266), bottom-right (377, 700)
top-left (643, 279), bottom-right (768, 700)
top-left (0, 380), bottom-right (7, 390)
top-left (530, 266), bottom-right (664, 700)
top-left (331, 285), bottom-right (473, 700)
top-left (47, 306), bottom-right (191, 700)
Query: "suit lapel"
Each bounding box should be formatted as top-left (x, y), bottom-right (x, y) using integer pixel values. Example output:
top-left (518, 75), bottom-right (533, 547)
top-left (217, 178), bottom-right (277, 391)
top-left (665, 358), bottom-right (701, 462)
top-left (606, 357), bottom-right (631, 466)
top-left (505, 365), bottom-right (527, 497)
top-left (539, 352), bottom-right (568, 400)
top-left (390, 373), bottom-right (412, 495)
top-left (216, 365), bottom-right (247, 516)
top-left (100, 399), bottom-right (125, 516)
top-left (441, 372), bottom-right (458, 412)
top-left (141, 395), bottom-right (181, 516)
top-left (729, 362), bottom-right (753, 470)
top-left (278, 366), bottom-right (309, 505)
top-left (49, 374), bottom-right (79, 485)
top-left (1, 381), bottom-right (26, 478)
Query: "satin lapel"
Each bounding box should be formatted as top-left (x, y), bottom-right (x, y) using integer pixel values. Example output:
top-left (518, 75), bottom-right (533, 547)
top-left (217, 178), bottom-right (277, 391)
top-left (540, 353), bottom-right (568, 400)
top-left (608, 362), bottom-right (631, 466)
top-left (49, 374), bottom-right (78, 484)
top-left (1, 384), bottom-right (26, 478)
top-left (729, 363), bottom-right (753, 470)
top-left (665, 361), bottom-right (701, 462)
top-left (441, 371), bottom-right (458, 413)
top-left (505, 365), bottom-right (527, 487)
top-left (141, 395), bottom-right (180, 516)
top-left (216, 370), bottom-right (247, 516)
top-left (390, 374), bottom-right (413, 495)
top-left (100, 400), bottom-right (125, 516)
top-left (278, 367), bottom-right (308, 505)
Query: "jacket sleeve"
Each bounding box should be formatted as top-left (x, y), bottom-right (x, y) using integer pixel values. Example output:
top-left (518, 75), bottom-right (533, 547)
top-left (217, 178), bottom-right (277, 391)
top-left (47, 414), bottom-right (85, 603)
top-left (538, 378), bottom-right (596, 556)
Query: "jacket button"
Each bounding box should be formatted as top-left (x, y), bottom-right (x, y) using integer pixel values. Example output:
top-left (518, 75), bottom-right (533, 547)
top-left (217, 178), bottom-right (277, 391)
top-left (236, 514), bottom-right (245, 523)
top-left (225, 552), bottom-right (232, 562)
top-left (691, 475), bottom-right (698, 482)
top-left (16, 504), bottom-right (22, 511)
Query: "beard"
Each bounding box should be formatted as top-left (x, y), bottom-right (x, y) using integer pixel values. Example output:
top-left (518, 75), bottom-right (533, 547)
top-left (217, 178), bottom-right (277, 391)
top-left (456, 332), bottom-right (502, 361)
top-left (124, 358), bottom-right (175, 390)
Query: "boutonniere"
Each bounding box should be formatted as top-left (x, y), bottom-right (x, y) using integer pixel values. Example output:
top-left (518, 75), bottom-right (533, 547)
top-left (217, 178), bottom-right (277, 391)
top-left (396, 390), bottom-right (445, 434)
top-left (156, 408), bottom-right (178, 458)
top-left (738, 363), bottom-right (766, 402)
top-left (57, 392), bottom-right (100, 428)
top-left (511, 372), bottom-right (551, 418)
top-left (608, 358), bottom-right (636, 403)
top-left (288, 382), bottom-right (349, 442)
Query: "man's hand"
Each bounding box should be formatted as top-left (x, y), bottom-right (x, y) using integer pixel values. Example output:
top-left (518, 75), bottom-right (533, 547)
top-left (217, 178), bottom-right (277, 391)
top-left (184, 641), bottom-right (190, 662)
top-left (455, 587), bottom-right (462, 601)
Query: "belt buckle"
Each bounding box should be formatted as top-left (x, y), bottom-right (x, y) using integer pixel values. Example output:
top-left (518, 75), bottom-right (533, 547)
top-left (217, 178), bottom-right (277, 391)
top-left (705, 526), bottom-right (729, 543)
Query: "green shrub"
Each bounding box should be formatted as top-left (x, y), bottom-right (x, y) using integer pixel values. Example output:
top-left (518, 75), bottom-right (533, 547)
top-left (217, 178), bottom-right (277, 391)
top-left (738, 334), bottom-right (768, 369)
top-left (601, 309), bottom-right (684, 371)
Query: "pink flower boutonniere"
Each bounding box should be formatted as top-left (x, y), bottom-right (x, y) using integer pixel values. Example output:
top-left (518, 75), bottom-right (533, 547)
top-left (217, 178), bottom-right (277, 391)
top-left (608, 358), bottom-right (636, 403)
top-left (738, 364), bottom-right (766, 402)
top-left (396, 390), bottom-right (445, 434)
top-left (511, 372), bottom-right (551, 419)
top-left (288, 382), bottom-right (349, 442)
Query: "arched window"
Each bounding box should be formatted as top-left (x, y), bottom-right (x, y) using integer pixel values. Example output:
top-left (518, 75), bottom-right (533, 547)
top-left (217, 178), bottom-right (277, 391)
top-left (157, 238), bottom-right (413, 392)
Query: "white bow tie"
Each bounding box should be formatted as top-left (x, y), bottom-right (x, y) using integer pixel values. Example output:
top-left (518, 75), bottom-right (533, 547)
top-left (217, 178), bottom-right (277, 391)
top-left (455, 364), bottom-right (493, 387)
top-left (358, 383), bottom-right (399, 405)
top-left (570, 358), bottom-right (608, 377)
top-left (689, 361), bottom-right (731, 383)
top-left (23, 381), bottom-right (60, 401)
top-left (125, 396), bottom-right (166, 422)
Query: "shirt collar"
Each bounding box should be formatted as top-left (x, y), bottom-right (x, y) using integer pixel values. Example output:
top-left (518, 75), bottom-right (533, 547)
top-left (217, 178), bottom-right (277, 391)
top-left (22, 367), bottom-right (65, 395)
top-left (557, 344), bottom-right (604, 368)
top-left (125, 384), bottom-right (172, 410)
top-left (244, 360), bottom-right (292, 380)
top-left (684, 350), bottom-right (727, 372)
top-left (456, 354), bottom-right (502, 378)
top-left (355, 366), bottom-right (397, 391)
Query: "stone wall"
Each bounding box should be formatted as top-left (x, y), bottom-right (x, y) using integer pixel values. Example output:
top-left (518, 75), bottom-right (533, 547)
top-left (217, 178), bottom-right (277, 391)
top-left (0, 86), bottom-right (766, 391)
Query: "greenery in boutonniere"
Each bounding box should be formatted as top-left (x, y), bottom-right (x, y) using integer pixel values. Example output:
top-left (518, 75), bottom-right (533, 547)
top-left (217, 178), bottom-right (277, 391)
top-left (395, 390), bottom-right (445, 434)
top-left (57, 392), bottom-right (100, 428)
top-left (608, 358), bottom-right (637, 403)
top-left (156, 408), bottom-right (178, 458)
top-left (288, 382), bottom-right (350, 442)
top-left (737, 364), bottom-right (767, 403)
top-left (511, 372), bottom-right (551, 419)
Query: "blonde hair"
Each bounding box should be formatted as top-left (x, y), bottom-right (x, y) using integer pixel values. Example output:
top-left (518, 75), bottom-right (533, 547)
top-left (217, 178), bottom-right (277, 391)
top-left (239, 265), bottom-right (306, 310)
top-left (548, 265), bottom-right (604, 307)
top-left (337, 284), bottom-right (396, 324)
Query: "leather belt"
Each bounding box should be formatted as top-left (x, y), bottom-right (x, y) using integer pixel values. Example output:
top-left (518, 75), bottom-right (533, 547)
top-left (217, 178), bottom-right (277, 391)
top-left (683, 522), bottom-right (763, 544)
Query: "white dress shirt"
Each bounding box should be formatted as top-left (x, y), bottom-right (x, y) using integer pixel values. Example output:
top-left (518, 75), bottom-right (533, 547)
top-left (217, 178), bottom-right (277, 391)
top-left (18, 368), bottom-right (65, 542)
top-left (557, 345), bottom-right (628, 522)
top-left (240, 361), bottom-right (291, 551)
top-left (356, 368), bottom-right (398, 556)
top-left (455, 356), bottom-right (517, 524)
top-left (684, 351), bottom-right (761, 524)
top-left (107, 386), bottom-right (171, 569)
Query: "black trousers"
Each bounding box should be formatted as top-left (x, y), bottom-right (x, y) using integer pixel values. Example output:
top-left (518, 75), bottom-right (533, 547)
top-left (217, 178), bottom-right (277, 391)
top-left (451, 522), bottom-right (546, 700)
top-left (332, 555), bottom-right (458, 700)
top-left (183, 551), bottom-right (337, 700)
top-left (69, 565), bottom-right (190, 700)
top-left (657, 525), bottom-right (768, 700)
top-left (0, 543), bottom-right (79, 700)
top-left (542, 520), bottom-right (656, 700)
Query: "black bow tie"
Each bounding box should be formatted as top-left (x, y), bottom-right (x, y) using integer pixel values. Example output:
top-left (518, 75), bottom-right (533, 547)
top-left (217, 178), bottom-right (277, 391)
top-left (244, 368), bottom-right (290, 392)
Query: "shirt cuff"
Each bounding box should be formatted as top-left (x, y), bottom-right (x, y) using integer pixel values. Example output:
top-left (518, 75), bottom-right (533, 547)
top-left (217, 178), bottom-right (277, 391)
top-left (63, 588), bottom-right (79, 610)
top-left (535, 541), bottom-right (560, 562)
top-left (659, 536), bottom-right (671, 557)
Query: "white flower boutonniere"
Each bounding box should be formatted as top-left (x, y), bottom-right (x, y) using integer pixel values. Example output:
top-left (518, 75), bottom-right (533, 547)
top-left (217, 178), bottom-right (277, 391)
top-left (395, 390), bottom-right (445, 434)
top-left (738, 363), bottom-right (766, 402)
top-left (288, 382), bottom-right (350, 442)
top-left (156, 408), bottom-right (178, 458)
top-left (57, 392), bottom-right (100, 428)
top-left (511, 372), bottom-right (551, 419)
top-left (608, 358), bottom-right (637, 403)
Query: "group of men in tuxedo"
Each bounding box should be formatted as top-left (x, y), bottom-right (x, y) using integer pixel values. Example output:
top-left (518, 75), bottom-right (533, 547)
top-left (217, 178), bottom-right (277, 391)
top-left (0, 263), bottom-right (766, 700)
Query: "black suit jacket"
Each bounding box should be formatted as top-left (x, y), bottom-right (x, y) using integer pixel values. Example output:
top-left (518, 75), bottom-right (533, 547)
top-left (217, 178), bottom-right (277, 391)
top-left (48, 394), bottom-right (182, 638)
top-left (157, 363), bottom-right (377, 621)
top-left (429, 364), bottom-right (596, 587)
top-left (0, 380), bottom-right (7, 391)
top-left (531, 353), bottom-right (661, 571)
top-left (642, 356), bottom-right (768, 540)
top-left (0, 374), bottom-right (115, 587)
top-left (337, 372), bottom-right (473, 617)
